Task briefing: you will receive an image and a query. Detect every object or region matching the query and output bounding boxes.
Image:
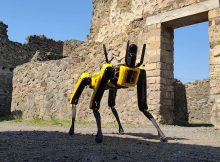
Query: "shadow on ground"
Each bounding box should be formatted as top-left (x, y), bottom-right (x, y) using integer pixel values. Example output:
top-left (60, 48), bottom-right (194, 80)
top-left (124, 132), bottom-right (187, 141)
top-left (0, 130), bottom-right (220, 162)
top-left (186, 123), bottom-right (213, 127)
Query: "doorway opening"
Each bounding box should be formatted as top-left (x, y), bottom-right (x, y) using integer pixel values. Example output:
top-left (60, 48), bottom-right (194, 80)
top-left (174, 22), bottom-right (212, 124)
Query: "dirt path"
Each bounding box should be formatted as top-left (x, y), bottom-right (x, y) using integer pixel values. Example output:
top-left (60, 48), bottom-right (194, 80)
top-left (0, 121), bottom-right (220, 162)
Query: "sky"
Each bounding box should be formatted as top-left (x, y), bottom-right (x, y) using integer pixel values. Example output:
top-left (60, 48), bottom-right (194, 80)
top-left (174, 22), bottom-right (209, 83)
top-left (0, 0), bottom-right (93, 42)
top-left (0, 0), bottom-right (209, 83)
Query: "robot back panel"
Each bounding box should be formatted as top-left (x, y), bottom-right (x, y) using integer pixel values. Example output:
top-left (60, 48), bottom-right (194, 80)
top-left (115, 65), bottom-right (140, 87)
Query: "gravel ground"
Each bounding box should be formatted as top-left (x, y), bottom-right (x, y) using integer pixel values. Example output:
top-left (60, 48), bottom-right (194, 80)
top-left (0, 121), bottom-right (220, 162)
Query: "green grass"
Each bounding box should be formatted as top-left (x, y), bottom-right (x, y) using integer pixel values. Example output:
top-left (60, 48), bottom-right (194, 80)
top-left (0, 115), bottom-right (136, 128)
top-left (25, 117), bottom-right (71, 127)
top-left (0, 114), bottom-right (71, 127)
top-left (187, 120), bottom-right (213, 127)
top-left (188, 120), bottom-right (210, 125)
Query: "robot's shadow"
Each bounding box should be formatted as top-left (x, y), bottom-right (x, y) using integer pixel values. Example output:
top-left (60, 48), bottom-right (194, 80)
top-left (123, 132), bottom-right (187, 141)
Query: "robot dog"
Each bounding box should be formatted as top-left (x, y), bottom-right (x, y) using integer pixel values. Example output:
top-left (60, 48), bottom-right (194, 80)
top-left (69, 42), bottom-right (167, 143)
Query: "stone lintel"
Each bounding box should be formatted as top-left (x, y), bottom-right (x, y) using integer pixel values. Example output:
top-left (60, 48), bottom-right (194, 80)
top-left (164, 12), bottom-right (208, 29)
top-left (146, 0), bottom-right (220, 28)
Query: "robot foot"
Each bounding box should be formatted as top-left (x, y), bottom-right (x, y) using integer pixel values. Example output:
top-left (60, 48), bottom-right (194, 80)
top-left (160, 136), bottom-right (168, 143)
top-left (95, 133), bottom-right (103, 143)
top-left (158, 132), bottom-right (168, 142)
top-left (119, 127), bottom-right (125, 135)
top-left (69, 126), bottom-right (75, 135)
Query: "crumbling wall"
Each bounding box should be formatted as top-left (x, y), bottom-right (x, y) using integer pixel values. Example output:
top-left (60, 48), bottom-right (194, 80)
top-left (185, 80), bottom-right (213, 123)
top-left (89, 0), bottom-right (207, 43)
top-left (11, 58), bottom-right (79, 120)
top-left (0, 21), bottom-right (64, 117)
top-left (0, 24), bottom-right (64, 67)
top-left (0, 35), bottom-right (64, 67)
top-left (63, 40), bottom-right (86, 57)
top-left (11, 42), bottom-right (92, 120)
top-left (0, 21), bottom-right (8, 41)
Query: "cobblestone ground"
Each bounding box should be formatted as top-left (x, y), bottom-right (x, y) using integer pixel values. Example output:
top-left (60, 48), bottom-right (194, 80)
top-left (0, 122), bottom-right (220, 162)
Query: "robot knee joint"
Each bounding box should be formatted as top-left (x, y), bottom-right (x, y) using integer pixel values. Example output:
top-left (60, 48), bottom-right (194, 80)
top-left (108, 101), bottom-right (115, 108)
top-left (138, 104), bottom-right (148, 112)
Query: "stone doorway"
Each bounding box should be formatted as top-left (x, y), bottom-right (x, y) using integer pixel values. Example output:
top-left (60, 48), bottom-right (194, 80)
top-left (149, 8), bottom-right (220, 128)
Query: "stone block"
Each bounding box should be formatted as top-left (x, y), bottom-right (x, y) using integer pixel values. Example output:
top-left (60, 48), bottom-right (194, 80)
top-left (209, 8), bottom-right (220, 19)
top-left (145, 63), bottom-right (157, 71)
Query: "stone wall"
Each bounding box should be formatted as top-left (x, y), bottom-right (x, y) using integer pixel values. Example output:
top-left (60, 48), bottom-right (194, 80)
top-left (63, 40), bottom-right (86, 57)
top-left (11, 50), bottom-right (214, 125)
top-left (0, 66), bottom-right (13, 116)
top-left (10, 41), bottom-right (99, 120)
top-left (0, 22), bottom-right (64, 67)
top-left (0, 21), bottom-right (8, 41)
top-left (185, 80), bottom-right (213, 123)
top-left (11, 53), bottom-right (150, 125)
top-left (209, 8), bottom-right (220, 129)
top-left (89, 0), bottom-right (208, 43)
top-left (11, 58), bottom-right (78, 120)
top-left (0, 21), bottom-right (64, 117)
top-left (88, 0), bottom-right (219, 124)
top-left (173, 79), bottom-right (188, 125)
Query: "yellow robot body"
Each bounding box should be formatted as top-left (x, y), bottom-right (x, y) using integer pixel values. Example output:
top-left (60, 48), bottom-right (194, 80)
top-left (116, 65), bottom-right (141, 87)
top-left (90, 63), bottom-right (113, 89)
top-left (90, 72), bottom-right (99, 89)
top-left (91, 64), bottom-right (143, 89)
top-left (69, 72), bottom-right (90, 104)
top-left (69, 64), bottom-right (144, 104)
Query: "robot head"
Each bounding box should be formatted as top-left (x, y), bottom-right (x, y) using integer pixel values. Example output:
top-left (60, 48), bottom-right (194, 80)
top-left (125, 44), bottom-right (137, 68)
top-left (103, 41), bottom-right (146, 68)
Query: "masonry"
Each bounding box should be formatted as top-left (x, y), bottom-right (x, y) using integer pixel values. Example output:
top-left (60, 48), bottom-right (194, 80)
top-left (0, 21), bottom-right (64, 116)
top-left (0, 0), bottom-right (220, 128)
top-left (87, 0), bottom-right (220, 127)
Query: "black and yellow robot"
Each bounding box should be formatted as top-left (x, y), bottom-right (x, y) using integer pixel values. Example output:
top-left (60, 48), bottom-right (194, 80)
top-left (69, 42), bottom-right (167, 143)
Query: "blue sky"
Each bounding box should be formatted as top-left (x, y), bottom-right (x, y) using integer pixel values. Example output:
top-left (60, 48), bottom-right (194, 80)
top-left (0, 0), bottom-right (93, 42)
top-left (0, 0), bottom-right (209, 83)
top-left (174, 22), bottom-right (209, 83)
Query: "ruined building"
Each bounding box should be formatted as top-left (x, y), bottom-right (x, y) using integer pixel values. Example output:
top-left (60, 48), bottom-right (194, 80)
top-left (0, 0), bottom-right (220, 128)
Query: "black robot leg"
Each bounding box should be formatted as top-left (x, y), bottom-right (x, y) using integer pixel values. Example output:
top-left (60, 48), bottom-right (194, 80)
top-left (108, 89), bottom-right (124, 134)
top-left (69, 104), bottom-right (76, 135)
top-left (137, 69), bottom-right (167, 142)
top-left (90, 67), bottom-right (113, 143)
top-left (93, 108), bottom-right (103, 143)
top-left (69, 76), bottom-right (91, 135)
